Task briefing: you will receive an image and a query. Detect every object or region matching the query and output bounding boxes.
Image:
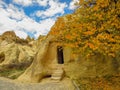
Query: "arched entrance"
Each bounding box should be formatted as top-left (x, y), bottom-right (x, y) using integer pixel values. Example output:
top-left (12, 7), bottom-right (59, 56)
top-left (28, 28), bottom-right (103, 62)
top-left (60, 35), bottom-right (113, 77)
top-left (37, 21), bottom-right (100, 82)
top-left (57, 46), bottom-right (64, 64)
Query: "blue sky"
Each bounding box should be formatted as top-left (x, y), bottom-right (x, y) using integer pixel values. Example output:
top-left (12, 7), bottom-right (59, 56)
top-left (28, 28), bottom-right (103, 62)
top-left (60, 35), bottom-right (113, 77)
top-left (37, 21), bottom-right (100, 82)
top-left (0, 0), bottom-right (79, 38)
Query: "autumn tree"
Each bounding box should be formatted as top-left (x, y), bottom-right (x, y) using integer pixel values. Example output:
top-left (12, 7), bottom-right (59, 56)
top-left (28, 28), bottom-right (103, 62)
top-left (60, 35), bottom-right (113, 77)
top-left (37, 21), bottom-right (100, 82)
top-left (49, 0), bottom-right (120, 57)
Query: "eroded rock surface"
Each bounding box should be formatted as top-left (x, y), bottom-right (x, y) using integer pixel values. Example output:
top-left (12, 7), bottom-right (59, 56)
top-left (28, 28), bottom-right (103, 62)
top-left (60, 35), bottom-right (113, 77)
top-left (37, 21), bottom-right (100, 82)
top-left (0, 77), bottom-right (75, 90)
top-left (0, 31), bottom-right (37, 79)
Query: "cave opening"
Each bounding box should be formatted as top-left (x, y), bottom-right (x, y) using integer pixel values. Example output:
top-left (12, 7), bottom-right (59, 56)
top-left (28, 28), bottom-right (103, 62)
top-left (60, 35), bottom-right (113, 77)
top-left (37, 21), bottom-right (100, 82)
top-left (57, 46), bottom-right (64, 64)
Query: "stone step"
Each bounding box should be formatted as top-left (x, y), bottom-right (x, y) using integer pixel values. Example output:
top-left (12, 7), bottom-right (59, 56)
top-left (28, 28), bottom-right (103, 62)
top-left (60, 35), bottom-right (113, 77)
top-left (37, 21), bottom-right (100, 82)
top-left (51, 76), bottom-right (62, 80)
top-left (52, 76), bottom-right (62, 78)
top-left (53, 71), bottom-right (63, 74)
top-left (52, 74), bottom-right (63, 77)
top-left (51, 66), bottom-right (64, 81)
top-left (52, 72), bottom-right (63, 75)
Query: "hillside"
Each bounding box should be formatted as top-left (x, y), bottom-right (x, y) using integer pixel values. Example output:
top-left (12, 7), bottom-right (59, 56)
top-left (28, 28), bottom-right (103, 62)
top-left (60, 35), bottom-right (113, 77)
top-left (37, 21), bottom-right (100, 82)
top-left (0, 0), bottom-right (120, 90)
top-left (0, 31), bottom-right (37, 79)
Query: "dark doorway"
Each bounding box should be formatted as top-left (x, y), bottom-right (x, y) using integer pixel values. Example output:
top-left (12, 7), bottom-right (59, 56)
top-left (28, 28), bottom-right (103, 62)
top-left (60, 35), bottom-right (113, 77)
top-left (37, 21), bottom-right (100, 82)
top-left (57, 46), bottom-right (64, 64)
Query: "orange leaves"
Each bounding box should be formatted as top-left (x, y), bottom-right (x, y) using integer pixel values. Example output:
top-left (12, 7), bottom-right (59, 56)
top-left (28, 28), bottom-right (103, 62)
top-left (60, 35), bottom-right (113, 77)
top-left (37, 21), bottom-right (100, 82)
top-left (65, 34), bottom-right (72, 40)
top-left (93, 6), bottom-right (99, 11)
top-left (79, 0), bottom-right (84, 5)
top-left (98, 14), bottom-right (103, 19)
top-left (88, 43), bottom-right (95, 49)
top-left (50, 17), bottom-right (66, 38)
top-left (83, 31), bottom-right (94, 35)
top-left (65, 33), bottom-right (79, 42)
top-left (65, 43), bottom-right (75, 48)
top-left (96, 0), bottom-right (109, 8)
top-left (97, 33), bottom-right (116, 43)
top-left (49, 0), bottom-right (120, 57)
top-left (108, 53), bottom-right (115, 57)
top-left (111, 18), bottom-right (120, 28)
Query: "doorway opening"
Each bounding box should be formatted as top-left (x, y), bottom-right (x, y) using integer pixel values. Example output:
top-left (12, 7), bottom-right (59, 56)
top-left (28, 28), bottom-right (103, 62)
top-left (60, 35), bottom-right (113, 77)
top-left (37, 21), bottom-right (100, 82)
top-left (57, 46), bottom-right (64, 64)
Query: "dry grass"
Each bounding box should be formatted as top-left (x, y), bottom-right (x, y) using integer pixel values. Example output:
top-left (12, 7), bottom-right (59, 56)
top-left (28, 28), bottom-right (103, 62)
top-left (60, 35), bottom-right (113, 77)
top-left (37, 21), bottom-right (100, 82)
top-left (73, 74), bottom-right (120, 90)
top-left (0, 61), bottom-right (32, 79)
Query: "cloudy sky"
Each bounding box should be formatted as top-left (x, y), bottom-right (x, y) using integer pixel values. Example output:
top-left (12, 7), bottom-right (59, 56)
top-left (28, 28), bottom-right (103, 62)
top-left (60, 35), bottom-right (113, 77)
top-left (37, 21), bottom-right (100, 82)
top-left (0, 0), bottom-right (79, 39)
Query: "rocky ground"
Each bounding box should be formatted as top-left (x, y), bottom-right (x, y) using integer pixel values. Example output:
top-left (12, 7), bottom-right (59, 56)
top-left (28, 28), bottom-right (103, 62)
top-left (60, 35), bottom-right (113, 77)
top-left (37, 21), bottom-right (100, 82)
top-left (0, 77), bottom-right (75, 90)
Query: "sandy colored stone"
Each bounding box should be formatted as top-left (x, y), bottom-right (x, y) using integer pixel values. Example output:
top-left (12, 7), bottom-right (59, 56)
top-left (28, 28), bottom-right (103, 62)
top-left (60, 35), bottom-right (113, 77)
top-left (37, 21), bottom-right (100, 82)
top-left (0, 77), bottom-right (75, 90)
top-left (0, 31), bottom-right (36, 68)
top-left (17, 36), bottom-right (55, 82)
top-left (18, 35), bottom-right (119, 84)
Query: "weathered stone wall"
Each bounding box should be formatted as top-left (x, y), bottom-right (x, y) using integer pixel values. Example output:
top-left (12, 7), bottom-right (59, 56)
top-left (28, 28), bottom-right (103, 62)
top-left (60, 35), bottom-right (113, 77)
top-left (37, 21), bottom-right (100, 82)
top-left (17, 36), bottom-right (120, 83)
top-left (64, 52), bottom-right (119, 80)
top-left (17, 36), bottom-right (58, 82)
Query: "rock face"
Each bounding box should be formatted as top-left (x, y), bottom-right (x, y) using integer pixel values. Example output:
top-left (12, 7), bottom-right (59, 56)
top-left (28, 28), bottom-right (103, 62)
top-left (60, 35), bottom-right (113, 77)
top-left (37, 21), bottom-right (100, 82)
top-left (64, 53), bottom-right (120, 79)
top-left (0, 31), bottom-right (119, 89)
top-left (0, 31), bottom-right (36, 66)
top-left (17, 36), bottom-right (55, 82)
top-left (1, 31), bottom-right (17, 41)
top-left (0, 31), bottom-right (36, 79)
top-left (0, 43), bottom-right (20, 65)
top-left (0, 31), bottom-right (27, 44)
top-left (51, 65), bottom-right (64, 81)
top-left (18, 35), bottom-right (120, 87)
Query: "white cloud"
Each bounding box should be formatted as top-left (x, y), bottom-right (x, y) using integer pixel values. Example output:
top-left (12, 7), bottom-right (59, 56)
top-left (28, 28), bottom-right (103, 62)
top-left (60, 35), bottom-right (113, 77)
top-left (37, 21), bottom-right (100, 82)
top-left (0, 0), bottom-right (7, 8)
top-left (14, 30), bottom-right (28, 39)
top-left (35, 0), bottom-right (48, 6)
top-left (0, 1), bottom-right (55, 39)
top-left (13, 0), bottom-right (32, 6)
top-left (34, 18), bottom-right (55, 38)
top-left (69, 0), bottom-right (79, 10)
top-left (13, 0), bottom-right (49, 7)
top-left (35, 0), bottom-right (67, 18)
top-left (0, 6), bottom-right (17, 31)
top-left (0, 0), bottom-right (76, 39)
top-left (7, 4), bottom-right (25, 21)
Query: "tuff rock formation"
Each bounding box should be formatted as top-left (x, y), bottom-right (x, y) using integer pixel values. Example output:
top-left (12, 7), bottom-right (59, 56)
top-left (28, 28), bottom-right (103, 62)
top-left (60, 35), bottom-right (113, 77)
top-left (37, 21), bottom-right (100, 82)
top-left (0, 31), bottom-right (119, 89)
top-left (18, 35), bottom-right (120, 80)
top-left (0, 31), bottom-right (37, 79)
top-left (17, 36), bottom-right (54, 82)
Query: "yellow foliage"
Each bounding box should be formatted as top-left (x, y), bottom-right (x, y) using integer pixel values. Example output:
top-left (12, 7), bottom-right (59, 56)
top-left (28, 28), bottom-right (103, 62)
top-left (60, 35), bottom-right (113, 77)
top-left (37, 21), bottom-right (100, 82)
top-left (49, 0), bottom-right (120, 56)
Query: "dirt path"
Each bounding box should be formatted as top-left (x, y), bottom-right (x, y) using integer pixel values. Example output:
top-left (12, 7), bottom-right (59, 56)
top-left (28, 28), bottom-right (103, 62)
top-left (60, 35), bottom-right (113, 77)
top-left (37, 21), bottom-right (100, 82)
top-left (0, 77), bottom-right (75, 90)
